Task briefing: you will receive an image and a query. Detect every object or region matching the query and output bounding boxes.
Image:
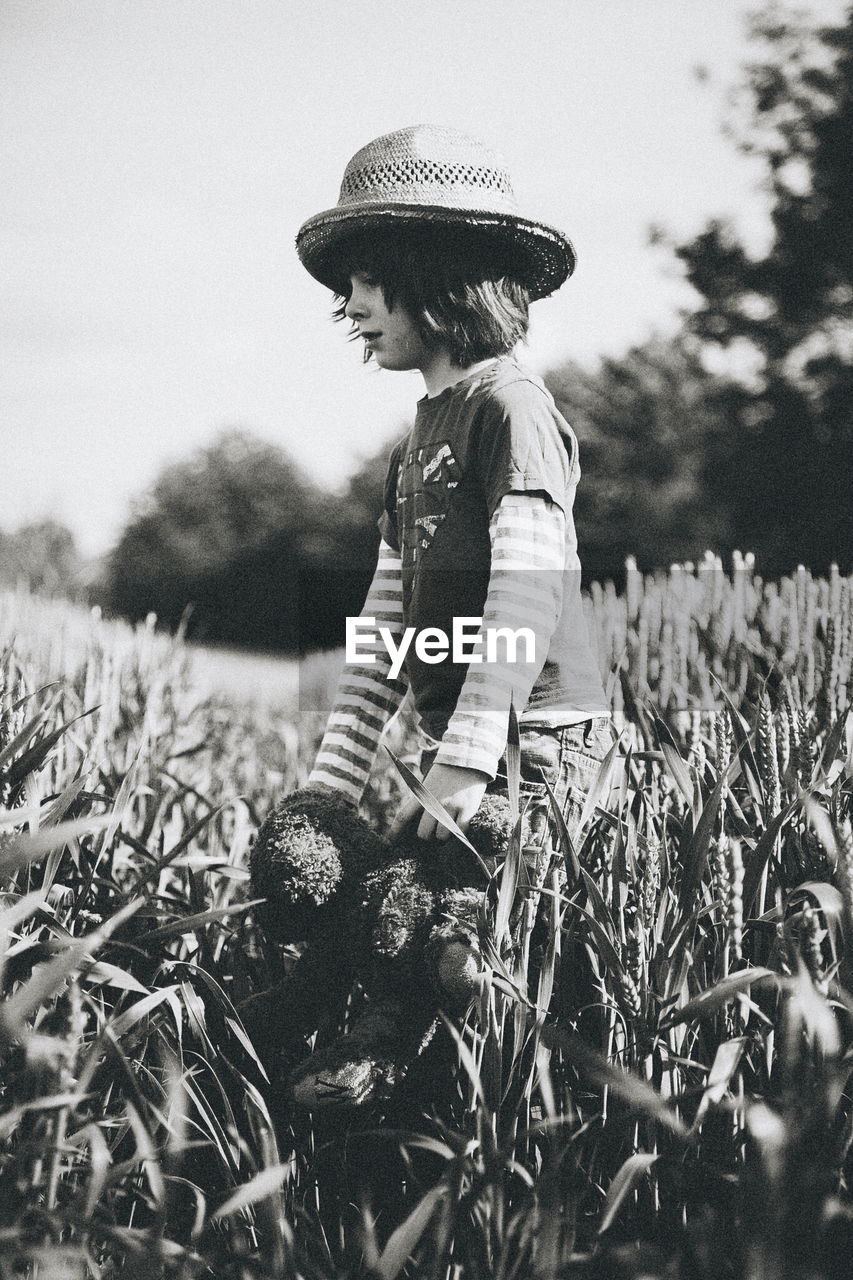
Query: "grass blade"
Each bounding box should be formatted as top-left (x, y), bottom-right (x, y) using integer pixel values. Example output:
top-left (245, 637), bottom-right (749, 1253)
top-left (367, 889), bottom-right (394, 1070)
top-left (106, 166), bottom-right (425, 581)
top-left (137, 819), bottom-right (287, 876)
top-left (212, 1164), bottom-right (292, 1219)
top-left (542, 1025), bottom-right (689, 1137)
top-left (374, 1183), bottom-right (447, 1280)
top-left (598, 1152), bottom-right (658, 1235)
top-left (660, 967), bottom-right (777, 1029)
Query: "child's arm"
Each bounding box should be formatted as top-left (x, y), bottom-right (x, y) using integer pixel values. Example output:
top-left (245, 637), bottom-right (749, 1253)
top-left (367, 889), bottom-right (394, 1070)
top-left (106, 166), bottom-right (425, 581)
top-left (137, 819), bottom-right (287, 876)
top-left (436, 490), bottom-right (565, 773)
top-left (390, 491), bottom-right (565, 839)
top-left (307, 538), bottom-right (408, 804)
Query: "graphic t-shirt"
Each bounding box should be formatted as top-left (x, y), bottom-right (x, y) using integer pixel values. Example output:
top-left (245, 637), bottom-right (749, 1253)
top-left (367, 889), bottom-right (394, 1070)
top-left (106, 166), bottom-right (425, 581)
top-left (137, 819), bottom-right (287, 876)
top-left (378, 356), bottom-right (608, 743)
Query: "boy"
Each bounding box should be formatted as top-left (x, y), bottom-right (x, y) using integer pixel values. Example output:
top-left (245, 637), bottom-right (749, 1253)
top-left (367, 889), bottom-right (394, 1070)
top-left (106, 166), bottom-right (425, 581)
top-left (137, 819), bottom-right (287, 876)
top-left (297, 124), bottom-right (611, 845)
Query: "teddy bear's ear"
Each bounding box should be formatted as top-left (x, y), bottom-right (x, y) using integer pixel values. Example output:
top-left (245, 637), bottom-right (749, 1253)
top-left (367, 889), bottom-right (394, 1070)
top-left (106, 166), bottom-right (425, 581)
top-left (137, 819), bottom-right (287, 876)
top-left (466, 793), bottom-right (514, 863)
top-left (250, 788), bottom-right (387, 943)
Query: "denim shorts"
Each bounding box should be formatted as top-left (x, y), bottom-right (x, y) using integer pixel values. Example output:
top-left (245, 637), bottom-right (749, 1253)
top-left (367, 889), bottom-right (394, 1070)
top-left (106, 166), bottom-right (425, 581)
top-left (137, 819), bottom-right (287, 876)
top-left (420, 716), bottom-right (612, 851)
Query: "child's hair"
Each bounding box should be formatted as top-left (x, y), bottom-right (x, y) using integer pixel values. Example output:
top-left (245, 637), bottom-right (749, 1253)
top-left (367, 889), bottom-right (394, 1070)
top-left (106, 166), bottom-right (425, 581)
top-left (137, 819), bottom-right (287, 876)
top-left (329, 224), bottom-right (530, 366)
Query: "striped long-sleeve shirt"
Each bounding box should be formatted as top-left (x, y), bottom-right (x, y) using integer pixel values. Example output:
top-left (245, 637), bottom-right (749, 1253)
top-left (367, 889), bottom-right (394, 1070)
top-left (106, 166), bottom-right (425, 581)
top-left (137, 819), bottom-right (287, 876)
top-left (309, 490), bottom-right (568, 802)
top-left (308, 538), bottom-right (408, 802)
top-left (434, 491), bottom-right (565, 775)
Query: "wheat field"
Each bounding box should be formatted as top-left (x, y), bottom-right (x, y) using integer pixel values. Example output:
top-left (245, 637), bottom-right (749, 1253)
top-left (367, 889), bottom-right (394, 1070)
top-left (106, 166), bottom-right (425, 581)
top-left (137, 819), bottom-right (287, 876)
top-left (0, 555), bottom-right (851, 1279)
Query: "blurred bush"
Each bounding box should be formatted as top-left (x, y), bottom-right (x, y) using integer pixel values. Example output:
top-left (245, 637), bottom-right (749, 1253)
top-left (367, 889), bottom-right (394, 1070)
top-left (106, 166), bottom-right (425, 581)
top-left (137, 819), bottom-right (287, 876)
top-left (101, 427), bottom-right (393, 652)
top-left (545, 333), bottom-right (734, 583)
top-left (0, 519), bottom-right (84, 597)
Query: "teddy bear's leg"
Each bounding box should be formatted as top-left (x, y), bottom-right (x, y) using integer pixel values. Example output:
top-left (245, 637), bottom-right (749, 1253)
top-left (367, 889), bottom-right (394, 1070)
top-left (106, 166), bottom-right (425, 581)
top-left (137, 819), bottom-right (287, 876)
top-left (284, 859), bottom-right (444, 1110)
top-left (288, 995), bottom-right (438, 1110)
top-left (428, 810), bottom-right (553, 1018)
top-left (238, 926), bottom-right (356, 1073)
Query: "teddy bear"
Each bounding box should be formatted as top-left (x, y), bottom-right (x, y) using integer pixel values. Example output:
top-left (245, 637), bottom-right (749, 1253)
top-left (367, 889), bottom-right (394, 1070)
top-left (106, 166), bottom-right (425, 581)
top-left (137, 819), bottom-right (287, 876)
top-left (240, 785), bottom-right (514, 1110)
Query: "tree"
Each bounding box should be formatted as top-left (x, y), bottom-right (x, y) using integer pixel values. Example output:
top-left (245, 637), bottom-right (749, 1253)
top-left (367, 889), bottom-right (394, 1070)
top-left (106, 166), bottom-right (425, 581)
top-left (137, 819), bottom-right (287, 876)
top-left (673, 2), bottom-right (853, 571)
top-left (102, 427), bottom-right (402, 652)
top-left (0, 520), bottom-right (83, 596)
top-left (292, 437), bottom-right (399, 651)
top-left (103, 429), bottom-right (323, 648)
top-left (545, 333), bottom-right (734, 581)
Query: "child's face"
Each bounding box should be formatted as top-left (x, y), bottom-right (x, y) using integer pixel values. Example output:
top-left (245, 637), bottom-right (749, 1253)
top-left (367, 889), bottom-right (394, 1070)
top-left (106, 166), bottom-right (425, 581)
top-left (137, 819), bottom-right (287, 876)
top-left (344, 272), bottom-right (435, 373)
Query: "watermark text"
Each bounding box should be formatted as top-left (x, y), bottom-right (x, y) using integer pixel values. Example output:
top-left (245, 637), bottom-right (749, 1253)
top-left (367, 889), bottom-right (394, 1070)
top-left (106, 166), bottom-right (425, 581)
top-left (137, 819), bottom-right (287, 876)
top-left (346, 616), bottom-right (537, 680)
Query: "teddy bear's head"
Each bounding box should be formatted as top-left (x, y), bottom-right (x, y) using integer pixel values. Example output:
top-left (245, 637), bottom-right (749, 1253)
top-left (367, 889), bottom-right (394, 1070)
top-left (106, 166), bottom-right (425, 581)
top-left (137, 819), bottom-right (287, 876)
top-left (250, 789), bottom-right (386, 942)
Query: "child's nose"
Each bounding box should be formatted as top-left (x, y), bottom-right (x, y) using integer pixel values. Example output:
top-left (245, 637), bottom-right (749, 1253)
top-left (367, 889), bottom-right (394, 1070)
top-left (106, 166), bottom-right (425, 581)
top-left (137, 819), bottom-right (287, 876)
top-left (345, 290), bottom-right (367, 321)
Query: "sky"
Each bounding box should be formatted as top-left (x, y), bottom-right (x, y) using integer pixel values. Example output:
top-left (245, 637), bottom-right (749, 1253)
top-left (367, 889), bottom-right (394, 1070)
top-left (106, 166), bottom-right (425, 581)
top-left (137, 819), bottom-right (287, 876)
top-left (2, 0), bottom-right (847, 558)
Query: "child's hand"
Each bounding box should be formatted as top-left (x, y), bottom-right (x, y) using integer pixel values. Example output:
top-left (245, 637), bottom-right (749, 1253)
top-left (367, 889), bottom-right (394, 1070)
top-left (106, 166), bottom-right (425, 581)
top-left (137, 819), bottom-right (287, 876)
top-left (389, 763), bottom-right (489, 843)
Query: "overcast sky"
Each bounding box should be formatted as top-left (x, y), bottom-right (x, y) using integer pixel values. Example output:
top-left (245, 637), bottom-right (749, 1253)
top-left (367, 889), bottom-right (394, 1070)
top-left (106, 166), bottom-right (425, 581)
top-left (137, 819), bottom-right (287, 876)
top-left (2, 0), bottom-right (846, 557)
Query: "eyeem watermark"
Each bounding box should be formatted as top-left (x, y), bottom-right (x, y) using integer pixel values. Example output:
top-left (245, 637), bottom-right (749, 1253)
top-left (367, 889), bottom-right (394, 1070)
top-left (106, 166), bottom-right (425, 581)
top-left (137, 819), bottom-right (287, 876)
top-left (346, 616), bottom-right (537, 681)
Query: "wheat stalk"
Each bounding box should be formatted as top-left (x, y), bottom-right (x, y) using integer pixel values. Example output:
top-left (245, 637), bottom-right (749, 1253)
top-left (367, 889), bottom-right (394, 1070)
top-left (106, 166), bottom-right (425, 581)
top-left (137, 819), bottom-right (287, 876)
top-left (757, 691), bottom-right (782, 819)
top-left (835, 818), bottom-right (853, 941)
top-left (799, 902), bottom-right (828, 993)
top-left (713, 834), bottom-right (744, 963)
top-left (641, 838), bottom-right (661, 930)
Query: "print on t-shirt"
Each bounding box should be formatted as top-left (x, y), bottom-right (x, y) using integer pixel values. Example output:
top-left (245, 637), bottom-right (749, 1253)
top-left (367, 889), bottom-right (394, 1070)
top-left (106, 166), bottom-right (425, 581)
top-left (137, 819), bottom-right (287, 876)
top-left (396, 441), bottom-right (462, 571)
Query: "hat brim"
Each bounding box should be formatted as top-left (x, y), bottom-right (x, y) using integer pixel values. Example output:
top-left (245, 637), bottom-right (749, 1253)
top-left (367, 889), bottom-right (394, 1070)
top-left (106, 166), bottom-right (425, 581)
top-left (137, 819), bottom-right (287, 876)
top-left (296, 204), bottom-right (576, 301)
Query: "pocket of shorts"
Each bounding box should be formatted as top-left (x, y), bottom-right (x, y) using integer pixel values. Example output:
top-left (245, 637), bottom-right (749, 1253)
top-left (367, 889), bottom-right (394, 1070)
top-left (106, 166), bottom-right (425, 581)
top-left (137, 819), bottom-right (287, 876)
top-left (559, 721), bottom-right (611, 792)
top-left (490, 736), bottom-right (555, 802)
top-left (490, 725), bottom-right (563, 801)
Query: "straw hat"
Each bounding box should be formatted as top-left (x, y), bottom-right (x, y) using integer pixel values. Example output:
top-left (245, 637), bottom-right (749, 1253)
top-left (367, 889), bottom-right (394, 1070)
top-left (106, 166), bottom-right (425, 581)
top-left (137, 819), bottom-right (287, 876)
top-left (296, 124), bottom-right (576, 300)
